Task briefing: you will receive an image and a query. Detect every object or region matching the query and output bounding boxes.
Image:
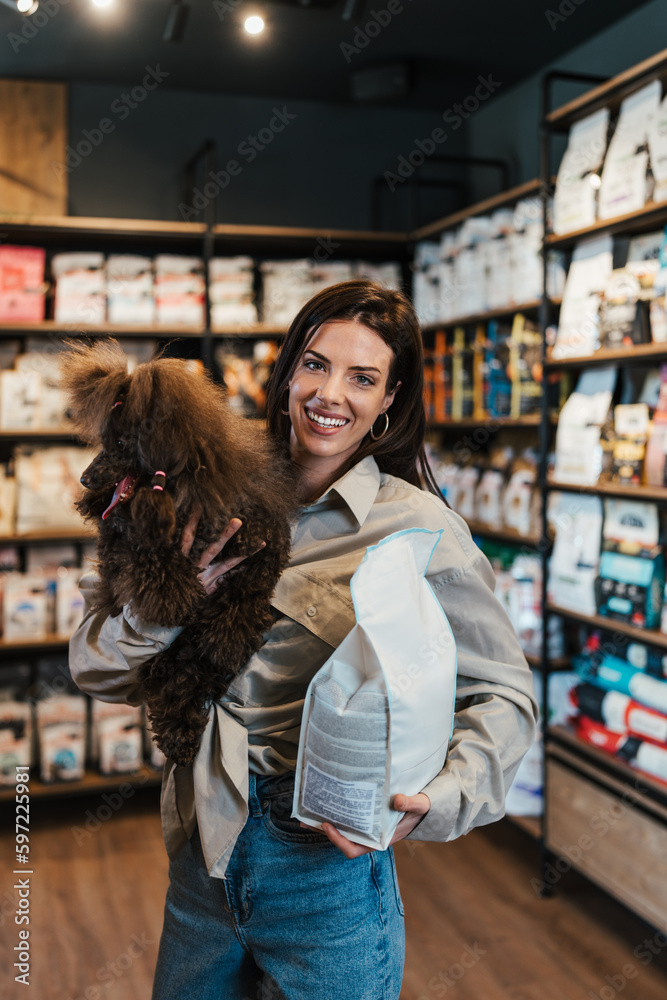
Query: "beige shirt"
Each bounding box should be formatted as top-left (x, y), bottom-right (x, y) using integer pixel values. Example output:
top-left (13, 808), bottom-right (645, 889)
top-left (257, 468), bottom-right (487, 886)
top-left (69, 456), bottom-right (538, 879)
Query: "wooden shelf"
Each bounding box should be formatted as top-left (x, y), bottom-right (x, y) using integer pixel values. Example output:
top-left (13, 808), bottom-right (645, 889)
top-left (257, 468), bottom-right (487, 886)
top-left (525, 654), bottom-right (571, 670)
top-left (547, 724), bottom-right (667, 806)
top-left (547, 478), bottom-right (667, 503)
top-left (428, 413), bottom-right (544, 429)
top-left (545, 47), bottom-right (667, 130)
top-left (211, 323), bottom-right (287, 338)
top-left (506, 813), bottom-right (542, 839)
top-left (0, 530), bottom-right (95, 544)
top-left (0, 429), bottom-right (80, 439)
top-left (410, 179), bottom-right (542, 241)
top-left (0, 321), bottom-right (205, 338)
top-left (545, 200), bottom-right (667, 249)
top-left (0, 214), bottom-right (207, 241)
top-left (466, 521), bottom-right (541, 547)
top-left (0, 764), bottom-right (162, 802)
top-left (421, 298), bottom-right (556, 332)
top-left (0, 634), bottom-right (70, 652)
top-left (213, 222), bottom-right (407, 244)
top-left (545, 340), bottom-right (667, 369)
top-left (0, 532), bottom-right (93, 544)
top-left (546, 603), bottom-right (667, 649)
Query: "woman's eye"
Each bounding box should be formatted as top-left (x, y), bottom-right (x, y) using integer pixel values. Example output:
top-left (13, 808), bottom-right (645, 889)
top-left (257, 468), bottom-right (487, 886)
top-left (354, 375), bottom-right (373, 386)
top-left (304, 360), bottom-right (324, 371)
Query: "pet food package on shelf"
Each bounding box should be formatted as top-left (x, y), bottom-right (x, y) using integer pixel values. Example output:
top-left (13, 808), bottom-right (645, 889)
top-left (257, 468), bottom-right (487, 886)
top-left (552, 236), bottom-right (613, 359)
top-left (503, 555), bottom-right (542, 659)
top-left (509, 313), bottom-right (542, 418)
top-left (13, 351), bottom-right (71, 429)
top-left (485, 320), bottom-right (513, 418)
top-left (597, 500), bottom-right (664, 629)
top-left (599, 80), bottom-right (661, 221)
top-left (552, 366), bottom-right (616, 485)
top-left (0, 701), bottom-right (32, 784)
top-left (548, 492), bottom-right (603, 617)
top-left (649, 94), bottom-right (667, 204)
top-left (52, 252), bottom-right (106, 326)
top-left (2, 572), bottom-right (50, 640)
top-left (505, 670), bottom-right (542, 817)
top-left (106, 255), bottom-right (155, 326)
top-left (36, 694), bottom-right (86, 783)
top-left (0, 245), bottom-right (46, 323)
top-left (455, 466), bottom-right (480, 522)
top-left (55, 566), bottom-right (85, 637)
top-left (354, 261), bottom-right (402, 290)
top-left (412, 242), bottom-right (441, 326)
top-left (260, 259), bottom-right (314, 326)
top-left (610, 403), bottom-right (649, 485)
top-left (0, 370), bottom-right (41, 430)
top-left (552, 108), bottom-right (609, 235)
top-left (451, 327), bottom-right (474, 419)
top-left (0, 465), bottom-right (16, 535)
top-left (14, 445), bottom-right (95, 535)
top-left (154, 255), bottom-right (205, 327)
top-left (474, 469), bottom-right (504, 530)
top-left (645, 364), bottom-right (667, 486)
top-left (502, 464), bottom-right (540, 539)
top-left (293, 528), bottom-right (457, 850)
top-left (209, 256), bottom-right (257, 327)
top-left (214, 339), bottom-right (278, 418)
top-left (90, 700), bottom-right (143, 775)
top-left (310, 261), bottom-right (355, 300)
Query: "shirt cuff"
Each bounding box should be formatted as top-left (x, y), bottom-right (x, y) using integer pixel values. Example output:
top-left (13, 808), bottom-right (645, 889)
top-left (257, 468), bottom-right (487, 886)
top-left (404, 770), bottom-right (462, 842)
top-left (123, 605), bottom-right (185, 645)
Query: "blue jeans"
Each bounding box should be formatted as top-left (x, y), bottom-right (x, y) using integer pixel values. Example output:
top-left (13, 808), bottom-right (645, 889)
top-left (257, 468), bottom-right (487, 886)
top-left (151, 771), bottom-right (406, 1000)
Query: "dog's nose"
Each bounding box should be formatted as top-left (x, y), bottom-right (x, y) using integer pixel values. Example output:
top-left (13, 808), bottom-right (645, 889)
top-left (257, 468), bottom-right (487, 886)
top-left (80, 470), bottom-right (92, 489)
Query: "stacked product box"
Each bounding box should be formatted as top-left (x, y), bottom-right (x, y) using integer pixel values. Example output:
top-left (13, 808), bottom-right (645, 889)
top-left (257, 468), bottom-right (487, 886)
top-left (572, 634), bottom-right (667, 786)
top-left (0, 245), bottom-right (46, 323)
top-left (154, 254), bottom-right (206, 327)
top-left (52, 252), bottom-right (106, 325)
top-left (209, 256), bottom-right (257, 327)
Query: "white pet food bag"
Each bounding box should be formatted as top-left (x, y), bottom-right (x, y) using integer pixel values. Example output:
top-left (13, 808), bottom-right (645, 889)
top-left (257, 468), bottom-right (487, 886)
top-left (293, 527), bottom-right (457, 849)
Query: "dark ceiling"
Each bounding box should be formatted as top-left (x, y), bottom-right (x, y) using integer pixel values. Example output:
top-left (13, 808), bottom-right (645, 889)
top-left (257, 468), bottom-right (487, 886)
top-left (0, 0), bottom-right (648, 109)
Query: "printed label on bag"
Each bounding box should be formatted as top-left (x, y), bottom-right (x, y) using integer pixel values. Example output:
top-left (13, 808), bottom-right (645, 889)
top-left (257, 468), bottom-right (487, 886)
top-left (302, 761), bottom-right (377, 835)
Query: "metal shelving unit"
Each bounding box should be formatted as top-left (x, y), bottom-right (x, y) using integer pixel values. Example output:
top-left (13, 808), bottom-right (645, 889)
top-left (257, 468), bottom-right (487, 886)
top-left (539, 50), bottom-right (667, 928)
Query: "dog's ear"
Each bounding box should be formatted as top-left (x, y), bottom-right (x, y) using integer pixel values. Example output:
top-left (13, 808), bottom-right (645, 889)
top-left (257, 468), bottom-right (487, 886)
top-left (59, 338), bottom-right (131, 443)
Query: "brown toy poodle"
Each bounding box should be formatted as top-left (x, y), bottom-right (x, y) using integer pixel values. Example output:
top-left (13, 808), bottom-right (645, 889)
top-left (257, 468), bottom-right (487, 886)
top-left (60, 339), bottom-right (296, 766)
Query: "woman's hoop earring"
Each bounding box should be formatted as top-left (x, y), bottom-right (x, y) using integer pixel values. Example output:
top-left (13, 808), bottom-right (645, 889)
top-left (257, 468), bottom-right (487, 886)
top-left (280, 386), bottom-right (291, 416)
top-left (370, 411), bottom-right (389, 441)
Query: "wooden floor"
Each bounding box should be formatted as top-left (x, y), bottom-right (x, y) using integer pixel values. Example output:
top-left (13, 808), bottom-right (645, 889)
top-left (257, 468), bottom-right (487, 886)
top-left (1, 790), bottom-right (667, 1000)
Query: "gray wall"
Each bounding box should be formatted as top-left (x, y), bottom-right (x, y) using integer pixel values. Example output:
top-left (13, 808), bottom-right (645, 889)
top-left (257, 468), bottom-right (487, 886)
top-left (67, 84), bottom-right (467, 231)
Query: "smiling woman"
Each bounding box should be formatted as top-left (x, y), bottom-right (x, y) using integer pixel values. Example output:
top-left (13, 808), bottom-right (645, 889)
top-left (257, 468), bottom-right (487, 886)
top-left (69, 279), bottom-right (538, 1000)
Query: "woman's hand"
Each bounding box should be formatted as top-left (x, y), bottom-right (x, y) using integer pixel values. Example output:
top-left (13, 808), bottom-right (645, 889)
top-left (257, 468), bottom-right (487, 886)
top-left (303, 791), bottom-right (431, 859)
top-left (181, 509), bottom-right (265, 596)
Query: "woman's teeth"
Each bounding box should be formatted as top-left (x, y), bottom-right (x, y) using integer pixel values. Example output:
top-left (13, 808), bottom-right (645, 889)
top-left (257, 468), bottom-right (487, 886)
top-left (306, 409), bottom-right (348, 428)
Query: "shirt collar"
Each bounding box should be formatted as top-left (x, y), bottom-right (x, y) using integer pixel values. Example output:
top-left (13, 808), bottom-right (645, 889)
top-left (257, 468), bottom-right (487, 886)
top-left (308, 456), bottom-right (381, 528)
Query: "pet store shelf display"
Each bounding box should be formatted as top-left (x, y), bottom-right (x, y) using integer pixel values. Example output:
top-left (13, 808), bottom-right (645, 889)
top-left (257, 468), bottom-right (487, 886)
top-left (0, 672), bottom-right (166, 792)
top-left (0, 244), bottom-right (402, 331)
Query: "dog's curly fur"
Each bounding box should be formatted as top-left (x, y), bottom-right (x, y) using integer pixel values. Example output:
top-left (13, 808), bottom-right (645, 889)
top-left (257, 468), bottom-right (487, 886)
top-left (60, 339), bottom-right (297, 767)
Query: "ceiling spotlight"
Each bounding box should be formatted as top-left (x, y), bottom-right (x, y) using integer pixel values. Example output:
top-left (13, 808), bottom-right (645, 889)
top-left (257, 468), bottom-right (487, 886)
top-left (91, 0), bottom-right (113, 7)
top-left (244, 14), bottom-right (265, 34)
top-left (16, 0), bottom-right (38, 12)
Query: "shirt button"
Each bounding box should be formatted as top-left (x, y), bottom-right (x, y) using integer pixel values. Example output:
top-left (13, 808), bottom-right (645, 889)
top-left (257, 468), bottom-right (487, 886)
top-left (307, 606), bottom-right (317, 617)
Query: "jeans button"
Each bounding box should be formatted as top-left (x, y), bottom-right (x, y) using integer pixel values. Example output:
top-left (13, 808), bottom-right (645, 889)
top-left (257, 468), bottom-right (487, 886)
top-left (262, 800), bottom-right (269, 809)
